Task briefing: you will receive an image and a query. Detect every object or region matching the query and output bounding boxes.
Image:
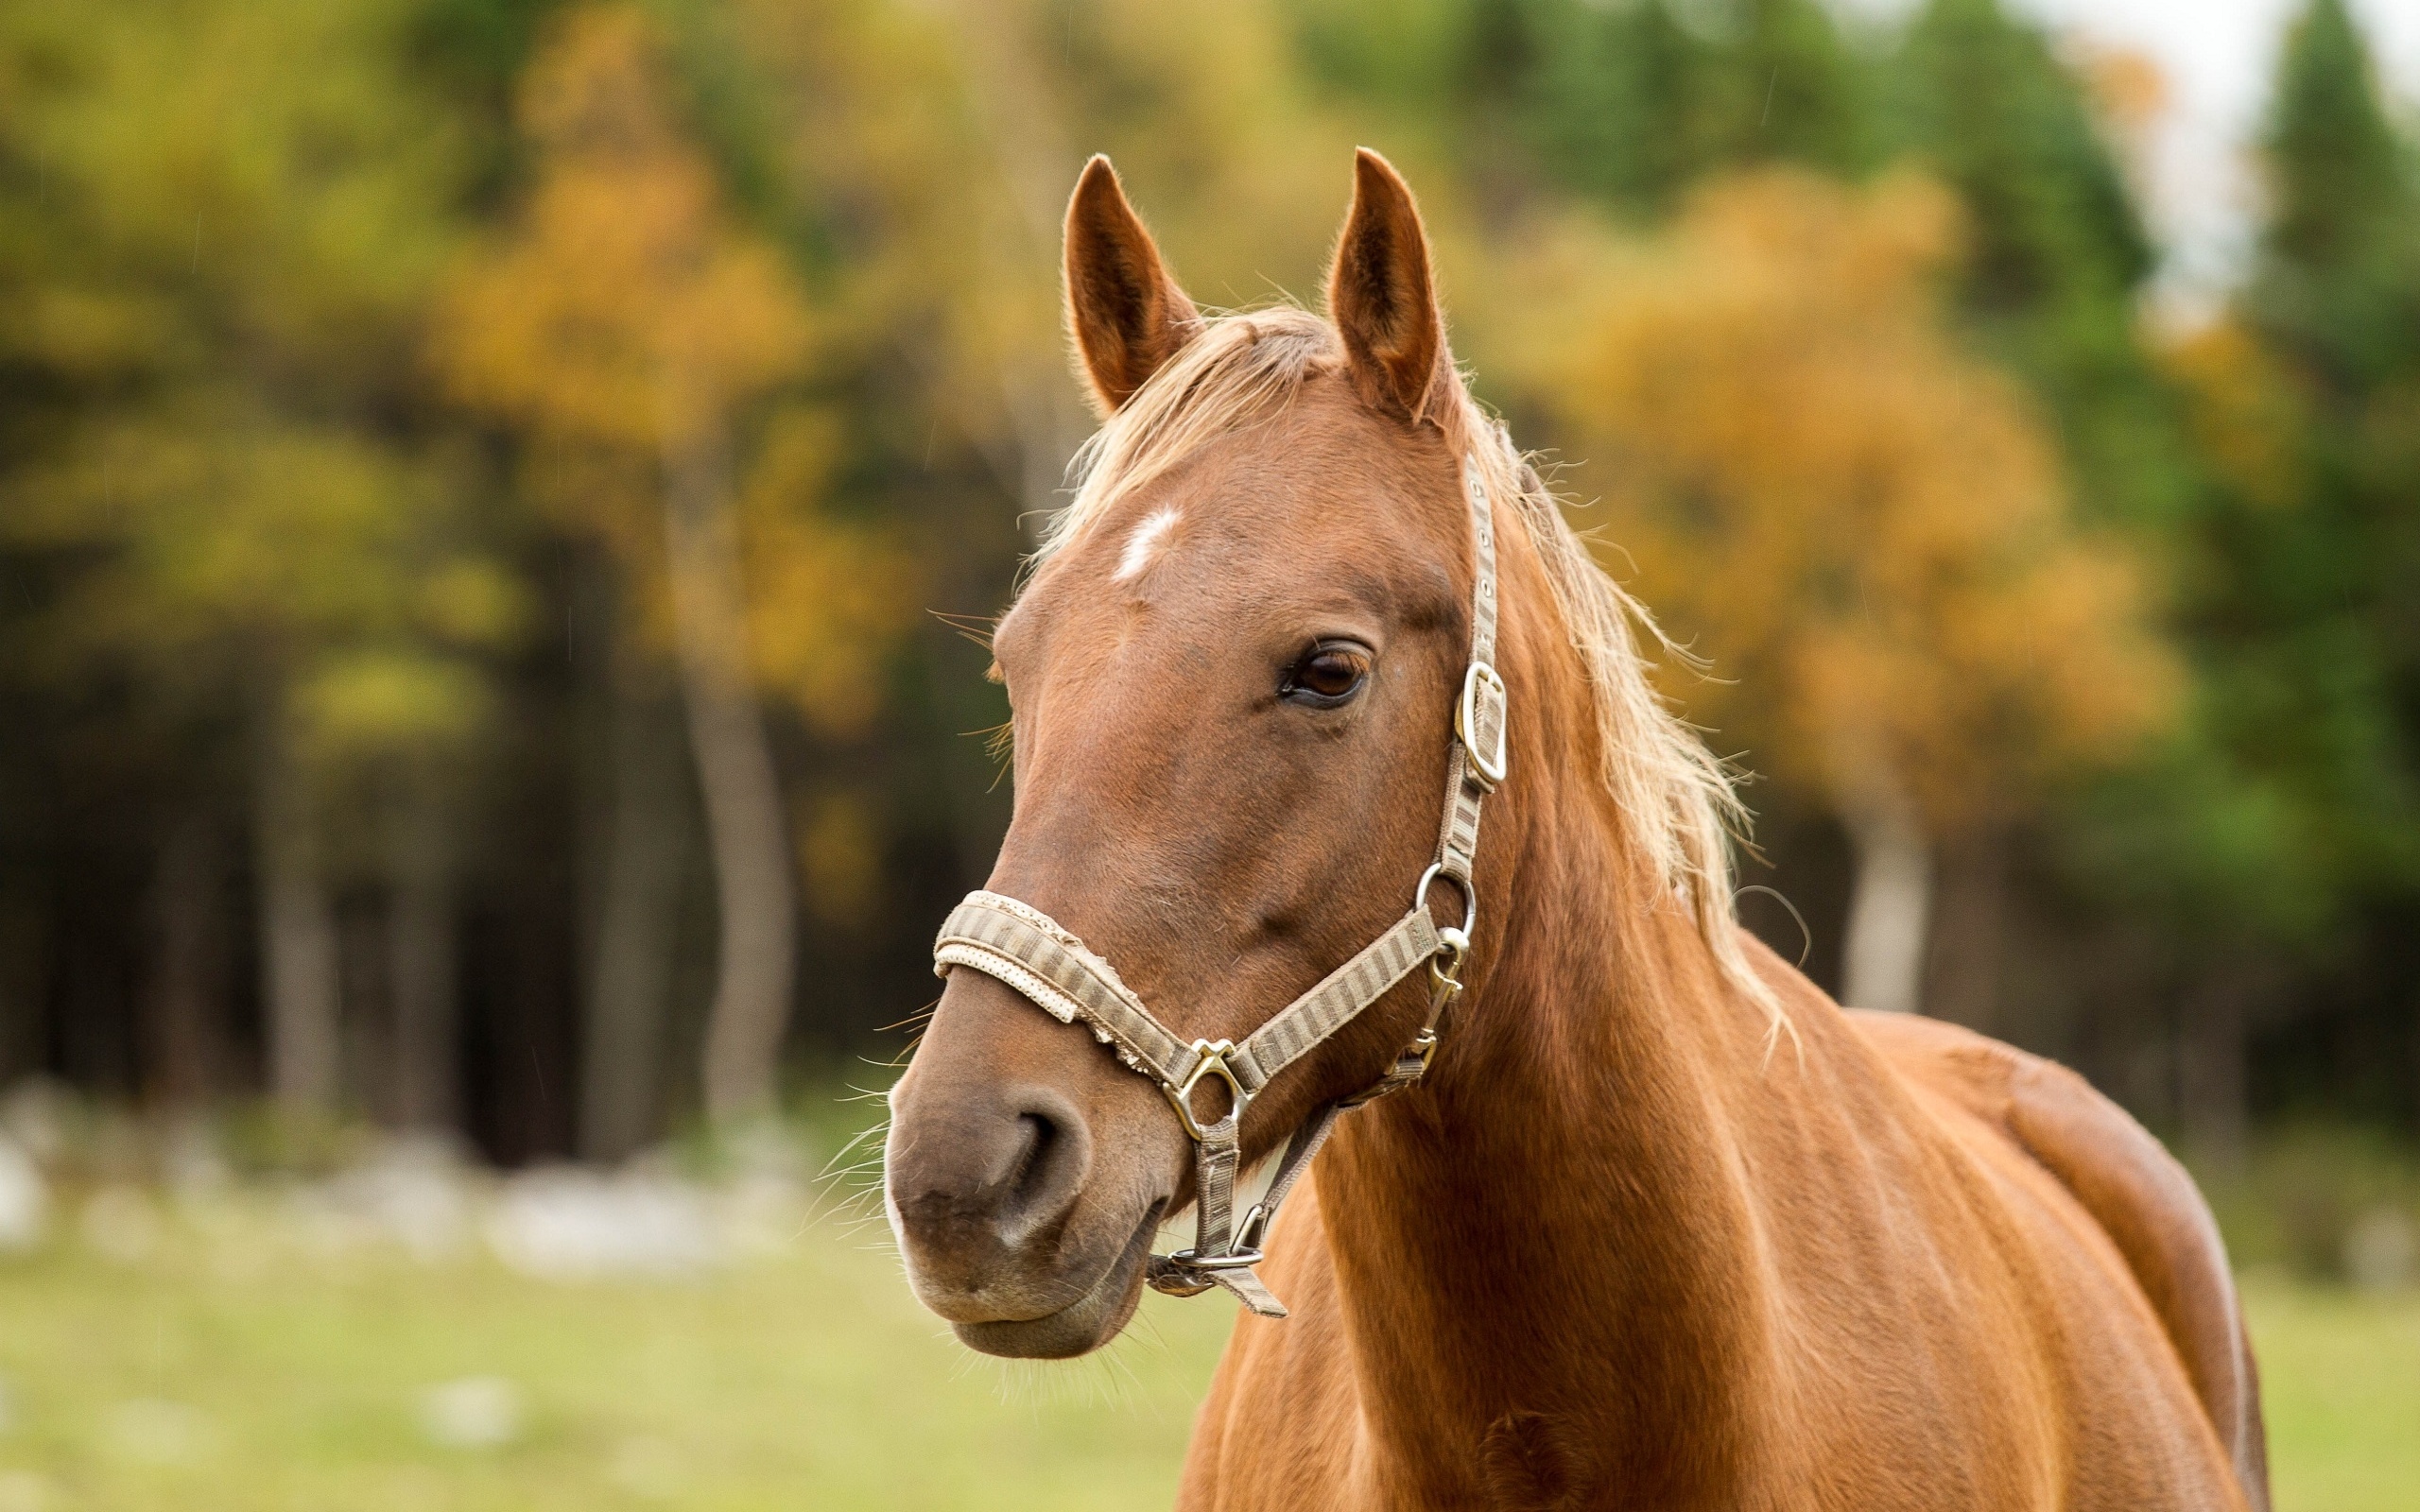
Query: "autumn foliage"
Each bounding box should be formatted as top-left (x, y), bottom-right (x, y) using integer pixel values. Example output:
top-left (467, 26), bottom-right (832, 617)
top-left (437, 5), bottom-right (901, 733)
top-left (0, 0), bottom-right (2413, 1150)
top-left (1516, 171), bottom-right (2178, 829)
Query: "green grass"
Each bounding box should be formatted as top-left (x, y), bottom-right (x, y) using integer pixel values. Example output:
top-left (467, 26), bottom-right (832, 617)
top-left (2240, 1274), bottom-right (2420, 1512)
top-left (0, 1203), bottom-right (2408, 1510)
top-left (0, 1192), bottom-right (1233, 1512)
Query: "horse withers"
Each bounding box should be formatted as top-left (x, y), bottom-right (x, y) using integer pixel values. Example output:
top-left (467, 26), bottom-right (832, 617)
top-left (884, 148), bottom-right (2270, 1512)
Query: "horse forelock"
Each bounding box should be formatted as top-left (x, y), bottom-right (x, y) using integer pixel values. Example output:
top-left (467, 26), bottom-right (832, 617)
top-left (1028, 303), bottom-right (1782, 1025)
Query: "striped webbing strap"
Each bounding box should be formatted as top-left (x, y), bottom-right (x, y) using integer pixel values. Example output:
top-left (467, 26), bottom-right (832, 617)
top-left (931, 444), bottom-right (1509, 1318)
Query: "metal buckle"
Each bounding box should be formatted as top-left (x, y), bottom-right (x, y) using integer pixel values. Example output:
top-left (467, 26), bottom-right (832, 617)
top-left (1165, 1039), bottom-right (1250, 1143)
top-left (1457, 661), bottom-right (1509, 789)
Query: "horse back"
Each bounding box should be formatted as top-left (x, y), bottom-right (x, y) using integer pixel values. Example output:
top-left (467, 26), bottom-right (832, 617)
top-left (1848, 1010), bottom-right (2271, 1512)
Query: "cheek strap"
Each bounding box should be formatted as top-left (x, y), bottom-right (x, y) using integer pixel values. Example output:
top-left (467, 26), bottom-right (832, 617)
top-left (929, 444), bottom-right (1507, 1318)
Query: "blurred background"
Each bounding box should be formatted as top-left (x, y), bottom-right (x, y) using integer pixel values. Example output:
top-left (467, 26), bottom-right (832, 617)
top-left (0, 0), bottom-right (2416, 1506)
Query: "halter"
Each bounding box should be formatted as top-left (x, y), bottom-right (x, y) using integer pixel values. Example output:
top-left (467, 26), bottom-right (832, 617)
top-left (931, 448), bottom-right (1507, 1317)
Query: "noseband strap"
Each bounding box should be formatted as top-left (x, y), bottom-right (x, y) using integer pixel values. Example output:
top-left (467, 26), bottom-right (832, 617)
top-left (932, 445), bottom-right (1508, 1318)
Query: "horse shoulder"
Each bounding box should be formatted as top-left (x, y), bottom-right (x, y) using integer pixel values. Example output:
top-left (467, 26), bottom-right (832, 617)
top-left (1847, 1010), bottom-right (2270, 1512)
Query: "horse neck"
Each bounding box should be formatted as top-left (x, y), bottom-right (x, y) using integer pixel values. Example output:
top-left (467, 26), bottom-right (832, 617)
top-left (1312, 621), bottom-right (1780, 1497)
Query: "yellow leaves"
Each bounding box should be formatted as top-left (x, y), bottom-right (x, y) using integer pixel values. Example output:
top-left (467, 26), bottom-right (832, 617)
top-left (1046, 0), bottom-right (1365, 291)
top-left (294, 648), bottom-right (493, 767)
top-left (441, 156), bottom-right (810, 448)
top-left (0, 0), bottom-right (519, 808)
top-left (741, 522), bottom-right (905, 736)
top-left (13, 406), bottom-right (419, 648)
top-left (1501, 167), bottom-right (2178, 827)
top-left (8, 286), bottom-right (185, 381)
top-left (437, 5), bottom-right (812, 454)
top-left (2162, 318), bottom-right (2306, 511)
top-left (517, 0), bottom-right (682, 155)
top-left (438, 4), bottom-right (903, 731)
top-left (1, 396), bottom-right (516, 790)
top-left (417, 561), bottom-right (532, 652)
top-left (37, 0), bottom-right (464, 387)
top-left (155, 428), bottom-right (416, 635)
top-left (739, 409), bottom-right (910, 737)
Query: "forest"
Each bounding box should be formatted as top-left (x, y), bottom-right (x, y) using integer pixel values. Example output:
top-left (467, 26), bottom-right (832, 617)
top-left (2, 0), bottom-right (2416, 1184)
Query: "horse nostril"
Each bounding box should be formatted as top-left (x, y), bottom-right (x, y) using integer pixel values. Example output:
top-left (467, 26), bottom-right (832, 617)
top-left (1005, 1111), bottom-right (1051, 1196)
top-left (996, 1091), bottom-right (1091, 1242)
top-left (887, 1077), bottom-right (1096, 1268)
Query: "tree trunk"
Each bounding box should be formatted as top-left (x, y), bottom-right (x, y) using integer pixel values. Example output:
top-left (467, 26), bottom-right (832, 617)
top-left (387, 783), bottom-right (458, 1131)
top-left (1839, 760), bottom-right (1934, 1016)
top-left (251, 703), bottom-right (342, 1111)
top-left (579, 655), bottom-right (691, 1161)
top-left (145, 807), bottom-right (222, 1108)
top-left (660, 390), bottom-right (796, 1128)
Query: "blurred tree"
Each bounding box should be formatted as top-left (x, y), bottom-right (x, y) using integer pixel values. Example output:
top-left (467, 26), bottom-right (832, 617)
top-left (439, 4), bottom-right (901, 1139)
top-left (2252, 1), bottom-right (2420, 927)
top-left (731, 0), bottom-right (1377, 986)
top-left (0, 0), bottom-right (2411, 1160)
top-left (1290, 0), bottom-right (1875, 218)
top-left (912, 0), bottom-right (1368, 507)
top-left (10, 416), bottom-right (509, 1118)
top-left (1513, 0), bottom-right (1873, 214)
top-left (2105, 0), bottom-right (2420, 1153)
top-left (1831, 0), bottom-right (2205, 1051)
top-left (2043, 0), bottom-right (2420, 1157)
top-left (1882, 0), bottom-right (2195, 571)
top-left (1887, 0), bottom-right (2148, 326)
top-left (2251, 0), bottom-right (2420, 396)
top-left (0, 0), bottom-right (503, 1120)
top-left (1507, 170), bottom-right (2177, 1014)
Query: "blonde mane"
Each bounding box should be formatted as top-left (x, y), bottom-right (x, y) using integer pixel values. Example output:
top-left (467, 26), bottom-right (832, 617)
top-left (1033, 307), bottom-right (1777, 1018)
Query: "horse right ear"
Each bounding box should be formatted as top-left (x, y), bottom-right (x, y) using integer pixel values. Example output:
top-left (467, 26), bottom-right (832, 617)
top-left (1063, 156), bottom-right (1201, 418)
top-left (1327, 147), bottom-right (1454, 425)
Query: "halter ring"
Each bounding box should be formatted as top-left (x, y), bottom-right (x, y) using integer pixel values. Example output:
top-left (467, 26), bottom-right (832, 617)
top-left (1413, 863), bottom-right (1478, 942)
top-left (1166, 1038), bottom-right (1251, 1142)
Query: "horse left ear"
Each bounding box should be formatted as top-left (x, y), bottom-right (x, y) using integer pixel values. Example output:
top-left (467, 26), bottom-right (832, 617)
top-left (1327, 148), bottom-right (1455, 425)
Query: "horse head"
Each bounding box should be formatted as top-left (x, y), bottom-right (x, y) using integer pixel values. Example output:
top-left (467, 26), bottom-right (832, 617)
top-left (884, 150), bottom-right (1511, 1359)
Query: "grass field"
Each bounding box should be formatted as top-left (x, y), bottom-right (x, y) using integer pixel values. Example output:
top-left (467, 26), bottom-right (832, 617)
top-left (0, 1191), bottom-right (2409, 1510)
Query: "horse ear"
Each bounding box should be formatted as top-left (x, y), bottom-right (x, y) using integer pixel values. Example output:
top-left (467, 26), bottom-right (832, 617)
top-left (1326, 148), bottom-right (1454, 424)
top-left (1063, 156), bottom-right (1201, 417)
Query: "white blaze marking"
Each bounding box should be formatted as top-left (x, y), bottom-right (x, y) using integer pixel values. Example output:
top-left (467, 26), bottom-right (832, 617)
top-left (1114, 507), bottom-right (1181, 582)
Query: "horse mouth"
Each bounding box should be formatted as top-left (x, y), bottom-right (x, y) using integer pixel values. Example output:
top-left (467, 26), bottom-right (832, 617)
top-left (951, 1199), bottom-right (1165, 1359)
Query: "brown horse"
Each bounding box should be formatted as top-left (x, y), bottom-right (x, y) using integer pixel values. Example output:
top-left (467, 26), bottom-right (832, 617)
top-left (885, 149), bottom-right (2269, 1511)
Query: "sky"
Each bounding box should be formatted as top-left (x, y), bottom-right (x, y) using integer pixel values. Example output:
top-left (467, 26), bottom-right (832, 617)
top-left (1848, 0), bottom-right (2420, 308)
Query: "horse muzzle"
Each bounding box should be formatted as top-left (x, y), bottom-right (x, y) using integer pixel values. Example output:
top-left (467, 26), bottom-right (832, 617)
top-left (884, 970), bottom-right (1178, 1357)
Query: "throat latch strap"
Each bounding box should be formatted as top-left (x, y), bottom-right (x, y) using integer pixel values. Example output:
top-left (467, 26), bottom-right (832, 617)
top-left (930, 445), bottom-right (1509, 1317)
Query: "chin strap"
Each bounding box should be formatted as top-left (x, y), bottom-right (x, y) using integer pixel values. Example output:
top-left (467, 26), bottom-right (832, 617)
top-left (931, 445), bottom-right (1507, 1318)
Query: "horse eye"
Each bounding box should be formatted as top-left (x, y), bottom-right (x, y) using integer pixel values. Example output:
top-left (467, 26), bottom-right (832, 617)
top-left (1283, 644), bottom-right (1370, 706)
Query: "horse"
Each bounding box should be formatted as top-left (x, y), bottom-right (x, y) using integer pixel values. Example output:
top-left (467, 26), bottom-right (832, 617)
top-left (884, 147), bottom-right (2270, 1511)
